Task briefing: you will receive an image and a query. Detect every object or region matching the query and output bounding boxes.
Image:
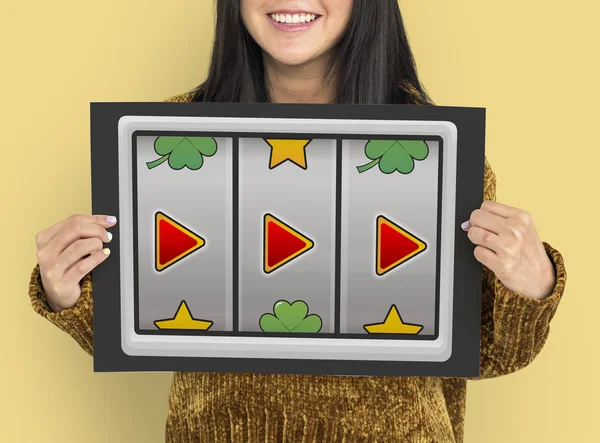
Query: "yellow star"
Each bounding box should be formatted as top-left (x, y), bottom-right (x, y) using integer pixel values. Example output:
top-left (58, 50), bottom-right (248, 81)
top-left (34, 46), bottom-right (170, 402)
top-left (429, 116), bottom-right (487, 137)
top-left (154, 300), bottom-right (213, 331)
top-left (363, 305), bottom-right (423, 334)
top-left (265, 139), bottom-right (312, 169)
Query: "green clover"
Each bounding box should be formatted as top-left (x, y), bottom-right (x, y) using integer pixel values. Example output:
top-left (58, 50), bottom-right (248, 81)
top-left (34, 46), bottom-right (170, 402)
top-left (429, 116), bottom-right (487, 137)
top-left (356, 140), bottom-right (429, 174)
top-left (146, 136), bottom-right (218, 170)
top-left (259, 300), bottom-right (322, 333)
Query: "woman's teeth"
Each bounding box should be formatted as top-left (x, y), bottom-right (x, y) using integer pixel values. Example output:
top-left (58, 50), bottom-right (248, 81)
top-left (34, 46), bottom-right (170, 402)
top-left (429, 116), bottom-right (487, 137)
top-left (269, 13), bottom-right (319, 24)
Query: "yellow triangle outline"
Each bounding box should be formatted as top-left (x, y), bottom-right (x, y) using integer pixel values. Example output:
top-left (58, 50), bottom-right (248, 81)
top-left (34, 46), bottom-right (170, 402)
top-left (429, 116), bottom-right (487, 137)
top-left (155, 212), bottom-right (205, 272)
top-left (376, 215), bottom-right (426, 276)
top-left (263, 213), bottom-right (314, 274)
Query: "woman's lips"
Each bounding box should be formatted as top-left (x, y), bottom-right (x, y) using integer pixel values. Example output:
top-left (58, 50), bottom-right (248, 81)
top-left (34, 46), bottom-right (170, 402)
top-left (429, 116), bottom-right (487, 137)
top-left (267, 11), bottom-right (321, 32)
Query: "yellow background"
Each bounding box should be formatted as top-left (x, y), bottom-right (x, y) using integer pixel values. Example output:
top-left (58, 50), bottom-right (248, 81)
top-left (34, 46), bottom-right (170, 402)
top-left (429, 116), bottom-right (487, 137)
top-left (1, 1), bottom-right (597, 441)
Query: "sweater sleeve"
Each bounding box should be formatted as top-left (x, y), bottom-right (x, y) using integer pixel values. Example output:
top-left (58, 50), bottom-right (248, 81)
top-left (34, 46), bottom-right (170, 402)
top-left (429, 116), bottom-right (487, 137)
top-left (473, 157), bottom-right (567, 379)
top-left (28, 92), bottom-right (197, 356)
top-left (29, 264), bottom-right (94, 356)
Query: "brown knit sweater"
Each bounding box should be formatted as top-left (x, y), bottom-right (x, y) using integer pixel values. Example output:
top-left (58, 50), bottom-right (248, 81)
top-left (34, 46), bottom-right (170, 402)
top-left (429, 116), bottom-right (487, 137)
top-left (29, 88), bottom-right (567, 443)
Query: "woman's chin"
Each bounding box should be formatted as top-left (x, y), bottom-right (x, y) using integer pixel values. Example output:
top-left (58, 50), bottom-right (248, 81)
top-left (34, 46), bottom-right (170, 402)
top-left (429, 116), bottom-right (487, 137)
top-left (266, 50), bottom-right (322, 68)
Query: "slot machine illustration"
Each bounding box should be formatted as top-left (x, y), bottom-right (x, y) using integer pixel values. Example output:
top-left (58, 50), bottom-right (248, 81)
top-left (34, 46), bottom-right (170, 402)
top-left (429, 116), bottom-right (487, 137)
top-left (91, 103), bottom-right (485, 376)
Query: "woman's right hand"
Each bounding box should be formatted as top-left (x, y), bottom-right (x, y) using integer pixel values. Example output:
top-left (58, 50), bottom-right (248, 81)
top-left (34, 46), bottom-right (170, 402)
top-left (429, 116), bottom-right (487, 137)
top-left (35, 214), bottom-right (117, 313)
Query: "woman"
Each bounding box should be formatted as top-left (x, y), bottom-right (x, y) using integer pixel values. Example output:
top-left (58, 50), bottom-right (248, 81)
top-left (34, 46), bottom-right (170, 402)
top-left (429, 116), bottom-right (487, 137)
top-left (30, 1), bottom-right (566, 442)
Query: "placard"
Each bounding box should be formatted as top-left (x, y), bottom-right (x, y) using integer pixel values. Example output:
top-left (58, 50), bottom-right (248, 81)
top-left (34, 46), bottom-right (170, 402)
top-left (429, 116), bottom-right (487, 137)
top-left (90, 102), bottom-right (486, 376)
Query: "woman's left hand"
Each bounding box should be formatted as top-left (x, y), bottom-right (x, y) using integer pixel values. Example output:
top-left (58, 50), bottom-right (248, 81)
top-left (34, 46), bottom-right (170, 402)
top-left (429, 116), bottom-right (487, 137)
top-left (462, 200), bottom-right (556, 300)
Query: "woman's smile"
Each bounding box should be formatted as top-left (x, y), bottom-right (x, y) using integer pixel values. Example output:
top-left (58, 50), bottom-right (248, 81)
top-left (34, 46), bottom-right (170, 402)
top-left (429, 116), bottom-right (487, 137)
top-left (241, 0), bottom-right (351, 66)
top-left (267, 11), bottom-right (322, 32)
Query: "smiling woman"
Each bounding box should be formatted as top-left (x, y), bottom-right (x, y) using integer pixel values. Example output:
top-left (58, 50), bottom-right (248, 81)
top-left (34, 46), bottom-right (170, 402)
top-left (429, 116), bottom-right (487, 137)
top-left (29, 0), bottom-right (567, 442)
top-left (242, 0), bottom-right (350, 68)
top-left (193, 0), bottom-right (432, 105)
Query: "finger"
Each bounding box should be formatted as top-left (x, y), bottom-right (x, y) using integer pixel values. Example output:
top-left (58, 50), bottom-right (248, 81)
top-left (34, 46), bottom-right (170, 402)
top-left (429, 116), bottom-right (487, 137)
top-left (473, 245), bottom-right (499, 270)
top-left (37, 214), bottom-right (116, 248)
top-left (46, 221), bottom-right (112, 257)
top-left (479, 200), bottom-right (519, 218)
top-left (467, 226), bottom-right (502, 253)
top-left (63, 248), bottom-right (111, 285)
top-left (54, 237), bottom-right (105, 277)
top-left (467, 208), bottom-right (506, 235)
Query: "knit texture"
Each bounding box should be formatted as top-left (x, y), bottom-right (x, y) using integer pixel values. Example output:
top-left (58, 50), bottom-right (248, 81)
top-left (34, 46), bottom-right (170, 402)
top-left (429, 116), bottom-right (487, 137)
top-left (29, 86), bottom-right (567, 443)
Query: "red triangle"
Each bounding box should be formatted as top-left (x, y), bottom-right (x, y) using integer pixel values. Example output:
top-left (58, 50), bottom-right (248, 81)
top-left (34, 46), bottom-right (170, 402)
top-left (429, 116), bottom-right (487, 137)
top-left (267, 221), bottom-right (307, 268)
top-left (377, 216), bottom-right (426, 275)
top-left (380, 223), bottom-right (420, 269)
top-left (159, 219), bottom-right (199, 265)
top-left (155, 213), bottom-right (205, 271)
top-left (264, 214), bottom-right (313, 273)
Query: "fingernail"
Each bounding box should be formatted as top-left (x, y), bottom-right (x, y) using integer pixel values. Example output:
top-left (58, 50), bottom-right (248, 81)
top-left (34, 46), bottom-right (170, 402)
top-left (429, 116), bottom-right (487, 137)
top-left (461, 220), bottom-right (470, 230)
top-left (107, 216), bottom-right (117, 224)
top-left (103, 248), bottom-right (111, 256)
top-left (107, 232), bottom-right (113, 242)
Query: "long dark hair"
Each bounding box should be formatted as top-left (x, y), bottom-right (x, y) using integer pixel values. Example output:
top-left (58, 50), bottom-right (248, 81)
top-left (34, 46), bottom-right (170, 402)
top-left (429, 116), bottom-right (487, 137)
top-left (192, 0), bottom-right (432, 105)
